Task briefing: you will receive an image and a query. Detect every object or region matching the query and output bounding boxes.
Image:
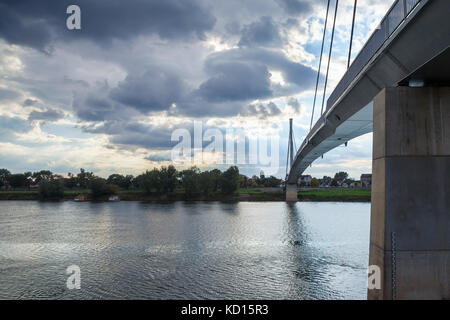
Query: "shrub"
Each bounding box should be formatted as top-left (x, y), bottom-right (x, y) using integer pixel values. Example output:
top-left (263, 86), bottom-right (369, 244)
top-left (138, 169), bottom-right (161, 195)
top-left (90, 177), bottom-right (118, 198)
top-left (38, 179), bottom-right (64, 200)
top-left (199, 171), bottom-right (216, 196)
top-left (219, 166), bottom-right (240, 195)
top-left (181, 167), bottom-right (201, 196)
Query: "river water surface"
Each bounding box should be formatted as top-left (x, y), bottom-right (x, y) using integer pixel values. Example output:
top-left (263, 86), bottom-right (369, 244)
top-left (0, 201), bottom-right (370, 299)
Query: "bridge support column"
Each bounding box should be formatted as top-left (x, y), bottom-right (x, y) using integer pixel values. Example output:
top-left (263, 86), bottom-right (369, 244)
top-left (368, 87), bottom-right (450, 300)
top-left (286, 184), bottom-right (298, 202)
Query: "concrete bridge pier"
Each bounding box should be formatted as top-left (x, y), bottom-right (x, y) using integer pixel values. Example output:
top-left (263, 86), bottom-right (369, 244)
top-left (368, 87), bottom-right (450, 300)
top-left (286, 184), bottom-right (298, 202)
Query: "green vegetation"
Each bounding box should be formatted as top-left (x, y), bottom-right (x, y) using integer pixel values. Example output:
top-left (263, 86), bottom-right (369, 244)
top-left (299, 189), bottom-right (371, 202)
top-left (0, 187), bottom-right (370, 202)
top-left (38, 179), bottom-right (65, 200)
top-left (0, 167), bottom-right (370, 202)
top-left (89, 177), bottom-right (119, 199)
top-left (179, 167), bottom-right (201, 196)
top-left (219, 166), bottom-right (240, 195)
top-left (236, 188), bottom-right (263, 194)
top-left (0, 165), bottom-right (249, 200)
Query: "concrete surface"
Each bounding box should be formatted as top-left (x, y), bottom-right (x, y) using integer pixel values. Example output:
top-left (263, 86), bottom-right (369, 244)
top-left (285, 184), bottom-right (298, 202)
top-left (368, 87), bottom-right (450, 300)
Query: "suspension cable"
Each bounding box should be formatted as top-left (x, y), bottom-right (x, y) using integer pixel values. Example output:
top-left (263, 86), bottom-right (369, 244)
top-left (310, 0), bottom-right (331, 131)
top-left (320, 0), bottom-right (339, 116)
top-left (348, 0), bottom-right (357, 69)
top-left (293, 133), bottom-right (297, 154)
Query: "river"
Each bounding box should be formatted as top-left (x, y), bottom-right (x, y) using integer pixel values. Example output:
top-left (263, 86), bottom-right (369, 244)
top-left (0, 201), bottom-right (370, 299)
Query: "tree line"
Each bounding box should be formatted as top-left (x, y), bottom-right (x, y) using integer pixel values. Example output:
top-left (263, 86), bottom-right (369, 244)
top-left (0, 166), bottom-right (276, 200)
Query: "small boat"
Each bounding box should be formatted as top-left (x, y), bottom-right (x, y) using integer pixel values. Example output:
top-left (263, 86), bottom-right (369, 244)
top-left (74, 194), bottom-right (91, 202)
top-left (108, 195), bottom-right (120, 202)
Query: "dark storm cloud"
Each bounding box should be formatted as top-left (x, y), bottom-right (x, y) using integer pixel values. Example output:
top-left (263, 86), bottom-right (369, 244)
top-left (178, 48), bottom-right (315, 115)
top-left (110, 127), bottom-right (174, 150)
top-left (238, 16), bottom-right (283, 48)
top-left (74, 96), bottom-right (113, 122)
top-left (0, 88), bottom-right (20, 101)
top-left (275, 0), bottom-right (313, 15)
top-left (71, 46), bottom-right (315, 121)
top-left (198, 60), bottom-right (272, 102)
top-left (0, 0), bottom-right (216, 51)
top-left (28, 108), bottom-right (65, 122)
top-left (110, 69), bottom-right (185, 113)
top-left (71, 78), bottom-right (141, 123)
top-left (199, 48), bottom-right (316, 97)
top-left (0, 2), bottom-right (54, 52)
top-left (81, 120), bottom-right (193, 150)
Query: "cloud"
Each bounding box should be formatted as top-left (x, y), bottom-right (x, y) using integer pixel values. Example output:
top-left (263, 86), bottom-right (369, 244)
top-left (287, 97), bottom-right (303, 115)
top-left (241, 102), bottom-right (282, 119)
top-left (198, 60), bottom-right (272, 102)
top-left (109, 125), bottom-right (175, 150)
top-left (201, 48), bottom-right (316, 94)
top-left (110, 68), bottom-right (185, 113)
top-left (145, 153), bottom-right (172, 162)
top-left (238, 16), bottom-right (283, 48)
top-left (0, 88), bottom-right (20, 101)
top-left (79, 120), bottom-right (187, 150)
top-left (23, 98), bottom-right (38, 106)
top-left (28, 108), bottom-right (65, 122)
top-left (71, 80), bottom-right (139, 122)
top-left (0, 0), bottom-right (216, 51)
top-left (275, 0), bottom-right (313, 16)
top-left (0, 2), bottom-right (53, 53)
top-left (73, 95), bottom-right (115, 122)
top-left (0, 115), bottom-right (32, 141)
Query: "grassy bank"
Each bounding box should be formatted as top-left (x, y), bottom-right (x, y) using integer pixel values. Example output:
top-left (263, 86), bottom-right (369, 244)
top-left (298, 189), bottom-right (371, 202)
top-left (0, 189), bottom-right (284, 202)
top-left (0, 188), bottom-right (370, 202)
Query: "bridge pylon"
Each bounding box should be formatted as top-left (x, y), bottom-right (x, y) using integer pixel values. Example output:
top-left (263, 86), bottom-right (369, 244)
top-left (368, 87), bottom-right (450, 300)
top-left (285, 119), bottom-right (298, 201)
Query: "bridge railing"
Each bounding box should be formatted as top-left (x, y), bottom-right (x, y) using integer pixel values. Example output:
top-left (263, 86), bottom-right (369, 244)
top-left (326, 0), bottom-right (422, 111)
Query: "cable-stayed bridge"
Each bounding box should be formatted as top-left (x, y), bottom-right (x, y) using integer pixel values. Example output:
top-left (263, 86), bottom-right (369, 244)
top-left (286, 0), bottom-right (450, 300)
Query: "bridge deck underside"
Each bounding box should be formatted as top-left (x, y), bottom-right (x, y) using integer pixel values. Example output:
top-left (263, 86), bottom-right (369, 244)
top-left (294, 104), bottom-right (373, 174)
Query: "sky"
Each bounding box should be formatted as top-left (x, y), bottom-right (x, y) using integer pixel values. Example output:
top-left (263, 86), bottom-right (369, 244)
top-left (0, 0), bottom-right (396, 179)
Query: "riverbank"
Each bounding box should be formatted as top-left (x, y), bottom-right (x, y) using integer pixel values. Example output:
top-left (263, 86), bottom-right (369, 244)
top-left (0, 188), bottom-right (371, 202)
top-left (298, 189), bottom-right (371, 202)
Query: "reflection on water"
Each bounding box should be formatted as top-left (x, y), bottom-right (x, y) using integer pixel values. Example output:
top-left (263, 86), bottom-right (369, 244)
top-left (0, 201), bottom-right (370, 299)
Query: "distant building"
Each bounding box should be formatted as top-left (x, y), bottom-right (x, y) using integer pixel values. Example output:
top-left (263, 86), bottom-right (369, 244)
top-left (298, 175), bottom-right (312, 186)
top-left (361, 174), bottom-right (372, 188)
